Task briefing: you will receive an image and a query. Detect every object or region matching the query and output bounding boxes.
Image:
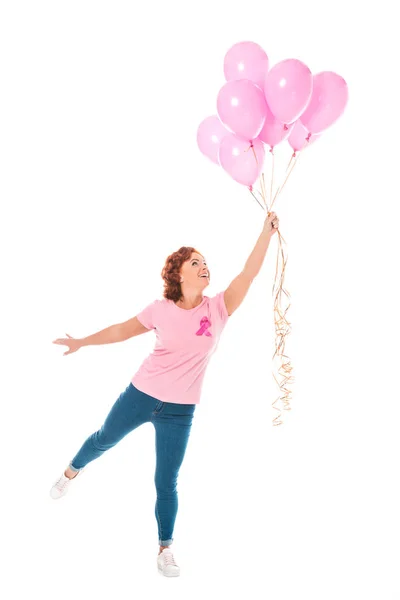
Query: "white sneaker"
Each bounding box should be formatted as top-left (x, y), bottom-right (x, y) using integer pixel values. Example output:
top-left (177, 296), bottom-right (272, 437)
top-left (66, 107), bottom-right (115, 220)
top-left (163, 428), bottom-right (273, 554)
top-left (50, 469), bottom-right (84, 500)
top-left (157, 548), bottom-right (180, 577)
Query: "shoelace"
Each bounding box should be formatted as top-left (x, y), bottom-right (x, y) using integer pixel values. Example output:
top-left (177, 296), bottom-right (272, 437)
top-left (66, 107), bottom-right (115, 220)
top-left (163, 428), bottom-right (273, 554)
top-left (163, 551), bottom-right (177, 567)
top-left (56, 476), bottom-right (69, 492)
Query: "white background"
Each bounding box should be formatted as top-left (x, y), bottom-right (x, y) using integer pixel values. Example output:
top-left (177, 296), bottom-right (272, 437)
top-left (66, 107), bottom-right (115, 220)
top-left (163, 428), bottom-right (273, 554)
top-left (1, 1), bottom-right (399, 598)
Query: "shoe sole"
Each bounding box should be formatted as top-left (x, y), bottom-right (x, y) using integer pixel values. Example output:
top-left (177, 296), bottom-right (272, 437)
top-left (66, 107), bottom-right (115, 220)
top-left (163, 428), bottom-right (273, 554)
top-left (50, 491), bottom-right (68, 499)
top-left (157, 565), bottom-right (180, 577)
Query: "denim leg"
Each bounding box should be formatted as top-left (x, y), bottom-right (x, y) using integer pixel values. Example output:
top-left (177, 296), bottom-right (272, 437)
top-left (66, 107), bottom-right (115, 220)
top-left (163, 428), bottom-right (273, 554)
top-left (69, 383), bottom-right (153, 470)
top-left (152, 402), bottom-right (196, 546)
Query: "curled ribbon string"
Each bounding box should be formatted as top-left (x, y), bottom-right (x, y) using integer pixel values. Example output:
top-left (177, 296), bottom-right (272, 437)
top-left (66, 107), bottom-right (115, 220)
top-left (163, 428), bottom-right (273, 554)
top-left (271, 230), bottom-right (294, 426)
top-left (248, 141), bottom-right (309, 425)
top-left (268, 154), bottom-right (293, 426)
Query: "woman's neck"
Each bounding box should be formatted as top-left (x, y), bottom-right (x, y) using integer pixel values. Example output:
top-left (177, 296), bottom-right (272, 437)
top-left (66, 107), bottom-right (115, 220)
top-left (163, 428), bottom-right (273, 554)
top-left (175, 294), bottom-right (204, 310)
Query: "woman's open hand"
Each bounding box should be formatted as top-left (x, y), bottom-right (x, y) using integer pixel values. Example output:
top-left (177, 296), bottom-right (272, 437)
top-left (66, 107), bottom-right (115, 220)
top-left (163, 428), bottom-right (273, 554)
top-left (264, 211), bottom-right (279, 236)
top-left (52, 333), bottom-right (83, 356)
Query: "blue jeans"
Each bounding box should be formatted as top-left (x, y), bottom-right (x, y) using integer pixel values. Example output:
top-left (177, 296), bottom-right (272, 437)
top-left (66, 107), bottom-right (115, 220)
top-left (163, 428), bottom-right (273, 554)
top-left (69, 382), bottom-right (196, 547)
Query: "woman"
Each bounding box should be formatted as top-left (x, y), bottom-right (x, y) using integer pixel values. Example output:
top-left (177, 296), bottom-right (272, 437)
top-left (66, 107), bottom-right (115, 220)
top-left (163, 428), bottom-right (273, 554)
top-left (50, 210), bottom-right (279, 577)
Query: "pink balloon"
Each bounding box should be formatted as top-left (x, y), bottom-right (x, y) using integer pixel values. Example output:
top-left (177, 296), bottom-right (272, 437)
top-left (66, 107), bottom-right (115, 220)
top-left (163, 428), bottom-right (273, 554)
top-left (288, 120), bottom-right (320, 152)
top-left (219, 134), bottom-right (265, 187)
top-left (300, 71), bottom-right (348, 134)
top-left (258, 102), bottom-right (295, 148)
top-left (217, 79), bottom-right (267, 140)
top-left (197, 115), bottom-right (228, 164)
top-left (224, 41), bottom-right (269, 89)
top-left (265, 59), bottom-right (313, 124)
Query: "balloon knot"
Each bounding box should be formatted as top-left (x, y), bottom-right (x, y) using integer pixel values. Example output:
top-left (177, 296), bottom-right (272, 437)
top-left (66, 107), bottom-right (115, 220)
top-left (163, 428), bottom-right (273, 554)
top-left (283, 124), bottom-right (289, 131)
top-left (249, 185), bottom-right (253, 192)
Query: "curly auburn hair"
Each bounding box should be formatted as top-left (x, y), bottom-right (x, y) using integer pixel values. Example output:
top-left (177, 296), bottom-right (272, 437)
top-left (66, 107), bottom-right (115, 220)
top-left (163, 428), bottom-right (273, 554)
top-left (161, 246), bottom-right (206, 302)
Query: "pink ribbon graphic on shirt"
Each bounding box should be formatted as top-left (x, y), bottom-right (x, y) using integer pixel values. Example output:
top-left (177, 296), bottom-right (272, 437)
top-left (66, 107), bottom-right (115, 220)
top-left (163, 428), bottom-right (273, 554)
top-left (196, 316), bottom-right (212, 337)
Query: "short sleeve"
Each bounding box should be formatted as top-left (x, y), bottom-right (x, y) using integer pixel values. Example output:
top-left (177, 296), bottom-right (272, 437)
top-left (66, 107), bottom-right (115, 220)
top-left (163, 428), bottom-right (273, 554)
top-left (136, 299), bottom-right (159, 330)
top-left (214, 290), bottom-right (229, 324)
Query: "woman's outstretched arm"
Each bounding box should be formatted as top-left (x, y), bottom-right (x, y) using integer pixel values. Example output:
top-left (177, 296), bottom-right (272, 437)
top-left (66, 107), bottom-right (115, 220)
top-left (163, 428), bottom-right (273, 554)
top-left (223, 212), bottom-right (279, 316)
top-left (53, 316), bottom-right (151, 356)
top-left (81, 317), bottom-right (151, 346)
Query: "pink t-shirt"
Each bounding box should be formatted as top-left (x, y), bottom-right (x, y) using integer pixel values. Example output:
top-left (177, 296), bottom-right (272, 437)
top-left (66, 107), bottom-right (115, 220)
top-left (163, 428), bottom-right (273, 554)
top-left (131, 291), bottom-right (230, 404)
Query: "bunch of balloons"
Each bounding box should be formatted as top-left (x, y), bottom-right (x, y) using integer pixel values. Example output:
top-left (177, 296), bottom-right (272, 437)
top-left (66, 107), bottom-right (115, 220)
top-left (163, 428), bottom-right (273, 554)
top-left (197, 41), bottom-right (348, 187)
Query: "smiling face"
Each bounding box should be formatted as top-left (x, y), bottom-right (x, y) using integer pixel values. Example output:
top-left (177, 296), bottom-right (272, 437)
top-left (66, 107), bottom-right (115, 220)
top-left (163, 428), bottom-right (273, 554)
top-left (180, 252), bottom-right (210, 289)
